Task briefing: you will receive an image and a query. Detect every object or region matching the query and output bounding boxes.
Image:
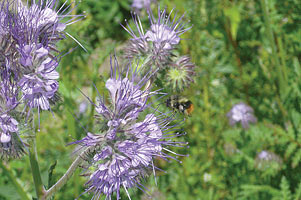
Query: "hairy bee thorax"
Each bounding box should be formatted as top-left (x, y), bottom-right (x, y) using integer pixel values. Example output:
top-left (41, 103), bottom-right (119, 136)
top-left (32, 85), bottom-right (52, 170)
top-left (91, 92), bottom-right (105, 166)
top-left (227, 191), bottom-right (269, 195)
top-left (166, 95), bottom-right (194, 115)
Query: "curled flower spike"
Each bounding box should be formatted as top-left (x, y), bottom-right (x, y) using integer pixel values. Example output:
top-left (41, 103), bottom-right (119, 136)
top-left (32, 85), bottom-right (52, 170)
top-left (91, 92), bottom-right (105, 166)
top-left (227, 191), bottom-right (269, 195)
top-left (226, 103), bottom-right (257, 129)
top-left (72, 58), bottom-right (188, 200)
top-left (122, 7), bottom-right (191, 68)
top-left (166, 56), bottom-right (196, 91)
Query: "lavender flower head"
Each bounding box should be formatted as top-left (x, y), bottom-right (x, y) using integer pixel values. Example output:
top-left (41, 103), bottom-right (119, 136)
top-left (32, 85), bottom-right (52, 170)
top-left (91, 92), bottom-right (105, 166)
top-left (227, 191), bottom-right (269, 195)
top-left (226, 103), bottom-right (257, 129)
top-left (72, 58), bottom-right (187, 199)
top-left (0, 0), bottom-right (83, 124)
top-left (122, 7), bottom-right (191, 68)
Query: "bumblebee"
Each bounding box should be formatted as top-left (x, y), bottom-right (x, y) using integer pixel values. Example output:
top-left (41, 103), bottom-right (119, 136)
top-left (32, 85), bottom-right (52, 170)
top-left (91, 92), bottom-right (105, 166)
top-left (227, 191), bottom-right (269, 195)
top-left (166, 95), bottom-right (194, 116)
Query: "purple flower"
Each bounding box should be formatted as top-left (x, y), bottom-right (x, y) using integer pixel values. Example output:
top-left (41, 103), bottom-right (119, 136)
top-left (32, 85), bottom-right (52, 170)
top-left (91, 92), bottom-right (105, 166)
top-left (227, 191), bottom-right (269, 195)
top-left (0, 114), bottom-right (25, 159)
top-left (122, 7), bottom-right (191, 68)
top-left (131, 0), bottom-right (154, 11)
top-left (72, 58), bottom-right (187, 199)
top-left (18, 73), bottom-right (59, 111)
top-left (17, 45), bottom-right (59, 114)
top-left (0, 70), bottom-right (25, 159)
top-left (0, 77), bottom-right (19, 112)
top-left (14, 0), bottom-right (82, 48)
top-left (78, 101), bottom-right (88, 115)
top-left (226, 103), bottom-right (257, 129)
top-left (0, 3), bottom-right (7, 35)
top-left (0, 0), bottom-right (82, 126)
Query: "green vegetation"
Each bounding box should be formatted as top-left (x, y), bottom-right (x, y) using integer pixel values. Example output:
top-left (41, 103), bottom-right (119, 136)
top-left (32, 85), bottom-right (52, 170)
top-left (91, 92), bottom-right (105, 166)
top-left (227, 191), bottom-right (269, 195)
top-left (0, 0), bottom-right (300, 199)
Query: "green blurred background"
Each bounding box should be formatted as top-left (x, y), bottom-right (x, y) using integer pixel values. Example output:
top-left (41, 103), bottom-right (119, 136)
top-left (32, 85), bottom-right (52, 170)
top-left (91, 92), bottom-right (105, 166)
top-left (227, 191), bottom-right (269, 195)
top-left (1, 0), bottom-right (301, 199)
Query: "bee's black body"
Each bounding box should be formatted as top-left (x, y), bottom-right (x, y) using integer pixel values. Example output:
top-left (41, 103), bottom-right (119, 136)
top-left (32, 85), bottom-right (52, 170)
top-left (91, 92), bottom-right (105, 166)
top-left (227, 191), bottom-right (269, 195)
top-left (166, 95), bottom-right (193, 115)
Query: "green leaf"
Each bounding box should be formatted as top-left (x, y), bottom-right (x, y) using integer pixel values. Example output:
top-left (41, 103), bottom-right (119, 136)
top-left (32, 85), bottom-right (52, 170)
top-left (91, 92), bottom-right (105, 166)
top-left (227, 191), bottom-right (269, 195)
top-left (48, 160), bottom-right (57, 189)
top-left (285, 143), bottom-right (298, 159)
top-left (224, 5), bottom-right (241, 40)
top-left (294, 181), bottom-right (301, 200)
top-left (280, 176), bottom-right (292, 200)
top-left (0, 185), bottom-right (21, 200)
top-left (239, 184), bottom-right (281, 198)
top-left (292, 149), bottom-right (301, 168)
top-left (293, 57), bottom-right (301, 77)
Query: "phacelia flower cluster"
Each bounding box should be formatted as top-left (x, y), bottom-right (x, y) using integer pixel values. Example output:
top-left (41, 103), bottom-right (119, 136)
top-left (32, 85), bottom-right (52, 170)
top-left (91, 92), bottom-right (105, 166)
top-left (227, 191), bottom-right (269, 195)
top-left (122, 8), bottom-right (195, 91)
top-left (227, 103), bottom-right (257, 129)
top-left (0, 0), bottom-right (82, 158)
top-left (73, 59), bottom-right (187, 199)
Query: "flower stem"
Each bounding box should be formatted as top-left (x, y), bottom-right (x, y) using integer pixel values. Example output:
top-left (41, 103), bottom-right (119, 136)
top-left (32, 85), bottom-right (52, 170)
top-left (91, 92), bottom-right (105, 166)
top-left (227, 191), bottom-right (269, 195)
top-left (29, 139), bottom-right (46, 199)
top-left (0, 161), bottom-right (31, 200)
top-left (260, 0), bottom-right (283, 89)
top-left (42, 147), bottom-right (92, 200)
top-left (224, 17), bottom-right (249, 103)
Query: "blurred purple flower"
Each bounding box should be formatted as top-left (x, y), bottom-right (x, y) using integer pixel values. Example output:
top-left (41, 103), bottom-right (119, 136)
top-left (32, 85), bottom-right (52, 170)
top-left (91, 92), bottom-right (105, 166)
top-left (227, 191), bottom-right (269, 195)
top-left (79, 101), bottom-right (88, 115)
top-left (72, 58), bottom-right (187, 199)
top-left (131, 0), bottom-right (154, 11)
top-left (226, 103), bottom-right (257, 129)
top-left (255, 150), bottom-right (282, 171)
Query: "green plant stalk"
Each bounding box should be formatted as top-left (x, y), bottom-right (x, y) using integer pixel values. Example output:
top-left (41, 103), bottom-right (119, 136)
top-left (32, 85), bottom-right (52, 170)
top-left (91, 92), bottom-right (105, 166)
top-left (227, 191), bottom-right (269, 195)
top-left (277, 35), bottom-right (288, 84)
top-left (260, 0), bottom-right (288, 119)
top-left (0, 162), bottom-right (31, 200)
top-left (29, 138), bottom-right (45, 199)
top-left (260, 0), bottom-right (285, 96)
top-left (224, 18), bottom-right (249, 102)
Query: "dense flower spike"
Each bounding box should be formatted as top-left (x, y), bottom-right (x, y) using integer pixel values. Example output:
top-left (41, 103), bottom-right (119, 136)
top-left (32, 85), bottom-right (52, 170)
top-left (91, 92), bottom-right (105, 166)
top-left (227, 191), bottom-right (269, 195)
top-left (122, 7), bottom-right (191, 68)
top-left (166, 56), bottom-right (196, 91)
top-left (226, 103), bottom-right (257, 129)
top-left (0, 0), bottom-right (82, 159)
top-left (0, 0), bottom-right (82, 127)
top-left (72, 59), bottom-right (187, 199)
